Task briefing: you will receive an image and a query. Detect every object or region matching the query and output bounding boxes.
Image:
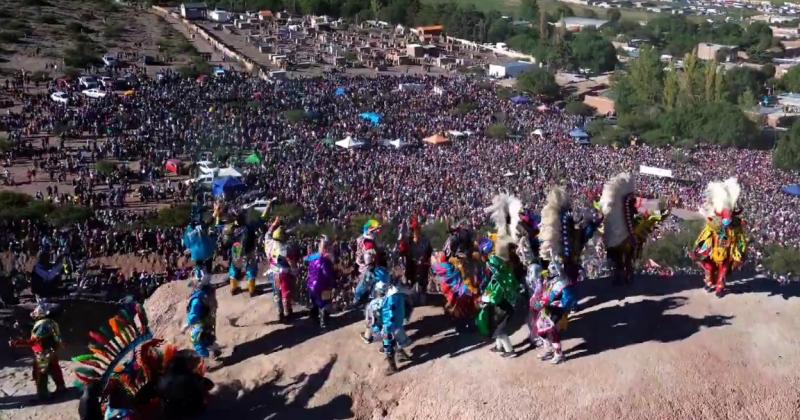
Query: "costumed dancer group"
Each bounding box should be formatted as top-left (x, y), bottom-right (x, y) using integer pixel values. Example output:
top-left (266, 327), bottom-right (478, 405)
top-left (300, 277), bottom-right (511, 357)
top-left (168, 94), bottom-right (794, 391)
top-left (22, 173), bottom-right (745, 417)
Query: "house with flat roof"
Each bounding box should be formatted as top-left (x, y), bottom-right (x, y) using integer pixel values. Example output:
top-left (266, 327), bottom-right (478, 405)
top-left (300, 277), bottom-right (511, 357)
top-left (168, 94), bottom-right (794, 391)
top-left (180, 2), bottom-right (207, 20)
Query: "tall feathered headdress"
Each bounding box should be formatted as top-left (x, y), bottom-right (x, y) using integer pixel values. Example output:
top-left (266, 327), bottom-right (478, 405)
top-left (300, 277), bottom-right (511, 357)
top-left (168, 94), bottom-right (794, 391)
top-left (700, 177), bottom-right (741, 223)
top-left (484, 193), bottom-right (522, 260)
top-left (599, 172), bottom-right (636, 248)
top-left (72, 303), bottom-right (171, 398)
top-left (539, 187), bottom-right (571, 261)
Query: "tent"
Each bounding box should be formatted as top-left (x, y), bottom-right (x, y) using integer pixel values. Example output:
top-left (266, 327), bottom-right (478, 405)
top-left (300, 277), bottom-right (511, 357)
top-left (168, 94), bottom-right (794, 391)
top-left (212, 176), bottom-right (246, 198)
top-left (387, 138), bottom-right (411, 149)
top-left (533, 128), bottom-right (544, 137)
top-left (569, 128), bottom-right (590, 145)
top-left (217, 167), bottom-right (243, 178)
top-left (423, 133), bottom-right (450, 145)
top-left (336, 136), bottom-right (366, 149)
top-left (245, 153), bottom-right (262, 165)
top-left (782, 184), bottom-right (800, 196)
top-left (359, 112), bottom-right (382, 126)
top-left (537, 104), bottom-right (550, 112)
top-left (335, 87), bottom-right (346, 96)
top-left (448, 130), bottom-right (467, 138)
top-left (510, 95), bottom-right (531, 105)
top-left (165, 159), bottom-right (181, 175)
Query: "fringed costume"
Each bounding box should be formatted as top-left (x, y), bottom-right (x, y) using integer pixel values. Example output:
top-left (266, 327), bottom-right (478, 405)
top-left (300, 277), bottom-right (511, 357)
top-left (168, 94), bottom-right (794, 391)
top-left (599, 172), bottom-right (667, 285)
top-left (9, 301), bottom-right (66, 400)
top-left (305, 235), bottom-right (336, 328)
top-left (75, 303), bottom-right (213, 420)
top-left (186, 277), bottom-right (218, 359)
top-left (691, 177), bottom-right (748, 297)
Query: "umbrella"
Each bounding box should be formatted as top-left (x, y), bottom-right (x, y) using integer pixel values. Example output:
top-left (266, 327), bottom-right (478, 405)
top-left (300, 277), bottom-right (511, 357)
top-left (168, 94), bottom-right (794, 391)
top-left (335, 87), bottom-right (346, 96)
top-left (782, 184), bottom-right (800, 196)
top-left (359, 112), bottom-right (382, 126)
top-left (510, 95), bottom-right (531, 105)
top-left (245, 153), bottom-right (262, 165)
top-left (212, 176), bottom-right (246, 198)
top-left (165, 159), bottom-right (181, 175)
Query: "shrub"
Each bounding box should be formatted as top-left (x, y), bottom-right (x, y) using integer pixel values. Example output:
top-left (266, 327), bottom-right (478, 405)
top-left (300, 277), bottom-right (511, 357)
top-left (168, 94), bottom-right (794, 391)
top-left (0, 136), bottom-right (11, 152)
top-left (762, 245), bottom-right (800, 275)
top-left (565, 101), bottom-right (594, 116)
top-left (451, 101), bottom-right (476, 116)
top-left (48, 205), bottom-right (92, 227)
top-left (516, 67), bottom-right (559, 97)
top-left (149, 204), bottom-right (191, 228)
top-left (487, 123), bottom-right (508, 139)
top-left (641, 221), bottom-right (703, 268)
top-left (66, 22), bottom-right (90, 34)
top-left (30, 70), bottom-right (50, 82)
top-left (103, 23), bottom-right (125, 40)
top-left (95, 160), bottom-right (118, 176)
top-left (283, 109), bottom-right (308, 123)
top-left (64, 44), bottom-right (102, 68)
top-left (271, 203), bottom-right (305, 224)
top-left (0, 31), bottom-right (24, 43)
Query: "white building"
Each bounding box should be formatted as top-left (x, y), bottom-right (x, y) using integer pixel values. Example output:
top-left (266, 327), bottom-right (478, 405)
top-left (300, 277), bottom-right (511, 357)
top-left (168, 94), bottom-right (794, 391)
top-left (488, 61), bottom-right (537, 79)
top-left (208, 9), bottom-right (232, 23)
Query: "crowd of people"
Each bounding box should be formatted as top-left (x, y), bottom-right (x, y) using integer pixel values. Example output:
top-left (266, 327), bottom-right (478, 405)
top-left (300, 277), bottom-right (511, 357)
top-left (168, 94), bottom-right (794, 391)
top-left (1, 69), bottom-right (798, 305)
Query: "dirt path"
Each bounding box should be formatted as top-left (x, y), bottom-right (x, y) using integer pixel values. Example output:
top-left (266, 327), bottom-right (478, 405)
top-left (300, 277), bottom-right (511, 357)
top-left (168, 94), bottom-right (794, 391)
top-left (2, 271), bottom-right (799, 419)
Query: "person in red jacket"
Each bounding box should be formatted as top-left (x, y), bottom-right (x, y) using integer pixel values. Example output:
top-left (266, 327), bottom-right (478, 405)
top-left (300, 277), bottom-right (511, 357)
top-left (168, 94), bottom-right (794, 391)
top-left (9, 301), bottom-right (66, 400)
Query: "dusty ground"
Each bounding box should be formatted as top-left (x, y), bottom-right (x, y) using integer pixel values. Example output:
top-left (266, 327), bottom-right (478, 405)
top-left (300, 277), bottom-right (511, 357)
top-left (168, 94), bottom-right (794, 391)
top-left (2, 271), bottom-right (799, 420)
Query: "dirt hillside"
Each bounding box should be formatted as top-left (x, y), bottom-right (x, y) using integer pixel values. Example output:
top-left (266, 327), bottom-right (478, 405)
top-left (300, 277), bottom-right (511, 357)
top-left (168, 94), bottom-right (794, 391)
top-left (2, 273), bottom-right (800, 420)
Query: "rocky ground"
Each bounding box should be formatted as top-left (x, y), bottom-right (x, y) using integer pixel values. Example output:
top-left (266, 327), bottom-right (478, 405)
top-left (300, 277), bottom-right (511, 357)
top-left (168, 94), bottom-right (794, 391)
top-left (2, 271), bottom-right (799, 420)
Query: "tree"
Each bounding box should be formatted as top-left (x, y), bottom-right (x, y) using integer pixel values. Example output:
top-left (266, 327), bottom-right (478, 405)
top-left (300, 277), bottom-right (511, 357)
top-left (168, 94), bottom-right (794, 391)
top-left (606, 9), bottom-right (621, 23)
top-left (782, 65), bottom-right (800, 92)
top-left (565, 100), bottom-right (593, 116)
top-left (773, 120), bottom-right (800, 170)
top-left (487, 18), bottom-right (511, 43)
top-left (724, 67), bottom-right (762, 104)
top-left (518, 0), bottom-right (538, 20)
top-left (516, 68), bottom-right (559, 97)
top-left (614, 46), bottom-right (664, 114)
top-left (663, 67), bottom-right (680, 109)
top-left (569, 27), bottom-right (617, 74)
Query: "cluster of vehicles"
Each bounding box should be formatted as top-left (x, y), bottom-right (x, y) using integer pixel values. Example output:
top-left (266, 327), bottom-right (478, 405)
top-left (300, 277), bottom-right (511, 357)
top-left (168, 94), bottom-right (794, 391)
top-left (49, 73), bottom-right (137, 105)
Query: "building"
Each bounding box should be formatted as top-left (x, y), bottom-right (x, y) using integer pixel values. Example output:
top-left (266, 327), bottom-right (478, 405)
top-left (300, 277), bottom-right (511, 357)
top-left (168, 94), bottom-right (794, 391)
top-left (416, 25), bottom-right (444, 43)
top-left (180, 2), bottom-right (207, 20)
top-left (488, 61), bottom-right (537, 79)
top-left (696, 42), bottom-right (737, 61)
top-left (771, 26), bottom-right (800, 39)
top-left (553, 17), bottom-right (608, 32)
top-left (208, 9), bottom-right (232, 23)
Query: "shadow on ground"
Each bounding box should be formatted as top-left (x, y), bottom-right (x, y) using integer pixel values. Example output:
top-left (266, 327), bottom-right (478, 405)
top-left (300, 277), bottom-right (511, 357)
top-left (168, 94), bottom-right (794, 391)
top-left (566, 296), bottom-right (733, 360)
top-left (205, 354), bottom-right (352, 420)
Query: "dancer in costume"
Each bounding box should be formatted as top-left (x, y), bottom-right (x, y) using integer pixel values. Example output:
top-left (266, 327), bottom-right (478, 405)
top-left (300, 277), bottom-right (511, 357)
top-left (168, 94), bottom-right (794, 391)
top-left (533, 186), bottom-right (603, 364)
top-left (691, 177), bottom-right (748, 297)
top-left (264, 217), bottom-right (291, 320)
top-left (431, 228), bottom-right (488, 331)
top-left (355, 219), bottom-right (382, 279)
top-left (398, 216), bottom-right (432, 303)
top-left (305, 235), bottom-right (336, 328)
top-left (476, 194), bottom-right (522, 359)
top-left (380, 282), bottom-right (412, 373)
top-left (182, 203), bottom-right (217, 283)
top-left (75, 303), bottom-right (213, 420)
top-left (599, 172), bottom-right (668, 285)
top-left (9, 301), bottom-right (66, 401)
top-left (185, 274), bottom-right (219, 358)
top-left (227, 211), bottom-right (261, 297)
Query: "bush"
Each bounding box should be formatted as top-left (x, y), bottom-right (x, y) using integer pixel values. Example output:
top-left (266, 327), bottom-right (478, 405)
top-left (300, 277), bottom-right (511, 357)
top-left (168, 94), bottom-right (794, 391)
top-left (516, 67), bottom-right (559, 97)
top-left (565, 101), bottom-right (594, 116)
top-left (0, 31), bottom-right (24, 43)
top-left (0, 136), bottom-right (11, 152)
top-left (271, 202), bottom-right (305, 224)
top-left (48, 205), bottom-right (92, 227)
top-left (451, 101), bottom-right (476, 116)
top-left (487, 123), bottom-right (508, 139)
top-left (149, 204), bottom-right (191, 228)
top-left (763, 244), bottom-right (800, 275)
top-left (30, 70), bottom-right (50, 82)
top-left (95, 160), bottom-right (117, 176)
top-left (283, 109), bottom-right (308, 123)
top-left (103, 22), bottom-right (125, 40)
top-left (641, 221), bottom-right (703, 268)
top-left (66, 22), bottom-right (90, 34)
top-left (773, 120), bottom-right (800, 170)
top-left (64, 44), bottom-right (102, 68)
top-left (587, 120), bottom-right (629, 146)
top-left (38, 14), bottom-right (60, 24)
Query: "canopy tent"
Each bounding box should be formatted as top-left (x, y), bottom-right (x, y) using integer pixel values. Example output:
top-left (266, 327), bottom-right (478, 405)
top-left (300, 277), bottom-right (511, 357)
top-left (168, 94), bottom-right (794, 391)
top-left (423, 133), bottom-right (450, 145)
top-left (359, 112), bottom-right (382, 126)
top-left (510, 95), bottom-right (531, 105)
top-left (782, 184), bottom-right (800, 196)
top-left (537, 104), bottom-right (550, 112)
top-left (336, 136), bottom-right (366, 149)
top-left (640, 165), bottom-right (673, 178)
top-left (569, 128), bottom-right (590, 145)
top-left (165, 159), bottom-right (181, 175)
top-left (218, 167), bottom-right (243, 178)
top-left (245, 153), bottom-right (262, 165)
top-left (212, 176), bottom-right (246, 198)
top-left (386, 138), bottom-right (412, 149)
top-left (448, 130), bottom-right (467, 138)
top-left (334, 87), bottom-right (346, 96)
top-left (533, 128), bottom-right (544, 137)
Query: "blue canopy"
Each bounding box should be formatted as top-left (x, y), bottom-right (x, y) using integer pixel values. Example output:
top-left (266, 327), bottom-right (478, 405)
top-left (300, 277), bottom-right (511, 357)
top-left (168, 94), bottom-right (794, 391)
top-left (359, 112), bottom-right (382, 126)
top-left (510, 95), bottom-right (531, 104)
top-left (212, 176), bottom-right (246, 198)
top-left (335, 87), bottom-right (346, 96)
top-left (569, 128), bottom-right (589, 139)
top-left (782, 184), bottom-right (800, 196)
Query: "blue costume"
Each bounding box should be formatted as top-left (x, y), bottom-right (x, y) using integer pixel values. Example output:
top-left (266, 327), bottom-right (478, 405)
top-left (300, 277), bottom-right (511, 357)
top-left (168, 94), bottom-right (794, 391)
top-left (186, 283), bottom-right (217, 358)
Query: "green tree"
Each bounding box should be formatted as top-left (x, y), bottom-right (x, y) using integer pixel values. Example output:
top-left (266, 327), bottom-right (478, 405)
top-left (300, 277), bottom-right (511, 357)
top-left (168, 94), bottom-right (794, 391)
top-left (663, 67), bottom-right (680, 109)
top-left (606, 9), bottom-right (621, 23)
top-left (569, 27), bottom-right (618, 74)
top-left (565, 100), bottom-right (593, 116)
top-left (614, 46), bottom-right (663, 114)
top-left (724, 67), bottom-right (762, 103)
top-left (782, 65), bottom-right (800, 92)
top-left (487, 18), bottom-right (511, 43)
top-left (773, 120), bottom-right (800, 170)
top-left (518, 0), bottom-right (538, 20)
top-left (516, 67), bottom-right (559, 97)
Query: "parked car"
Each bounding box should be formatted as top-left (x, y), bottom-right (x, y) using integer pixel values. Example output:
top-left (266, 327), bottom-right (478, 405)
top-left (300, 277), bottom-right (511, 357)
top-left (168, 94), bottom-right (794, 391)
top-left (78, 76), bottom-right (98, 89)
top-left (50, 91), bottom-right (70, 104)
top-left (100, 76), bottom-right (113, 88)
top-left (82, 88), bottom-right (107, 99)
top-left (196, 160), bottom-right (218, 175)
top-left (102, 55), bottom-right (118, 67)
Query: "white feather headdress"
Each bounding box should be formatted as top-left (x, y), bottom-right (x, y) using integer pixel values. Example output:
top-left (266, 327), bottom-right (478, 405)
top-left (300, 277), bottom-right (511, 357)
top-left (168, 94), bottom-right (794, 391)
top-left (700, 177), bottom-right (741, 218)
top-left (539, 187), bottom-right (571, 261)
top-left (484, 193), bottom-right (522, 260)
top-left (599, 172), bottom-right (636, 248)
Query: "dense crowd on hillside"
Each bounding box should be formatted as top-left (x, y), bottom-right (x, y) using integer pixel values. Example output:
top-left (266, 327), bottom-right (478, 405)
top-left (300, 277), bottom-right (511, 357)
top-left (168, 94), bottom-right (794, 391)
top-left (0, 70), bottom-right (798, 303)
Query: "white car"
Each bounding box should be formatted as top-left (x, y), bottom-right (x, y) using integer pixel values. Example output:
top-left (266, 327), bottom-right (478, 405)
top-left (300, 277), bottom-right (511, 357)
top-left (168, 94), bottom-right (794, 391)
top-left (196, 160), bottom-right (218, 175)
top-left (78, 76), bottom-right (98, 89)
top-left (50, 91), bottom-right (70, 104)
top-left (241, 197), bottom-right (277, 213)
top-left (102, 55), bottom-right (118, 67)
top-left (82, 88), bottom-right (107, 99)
